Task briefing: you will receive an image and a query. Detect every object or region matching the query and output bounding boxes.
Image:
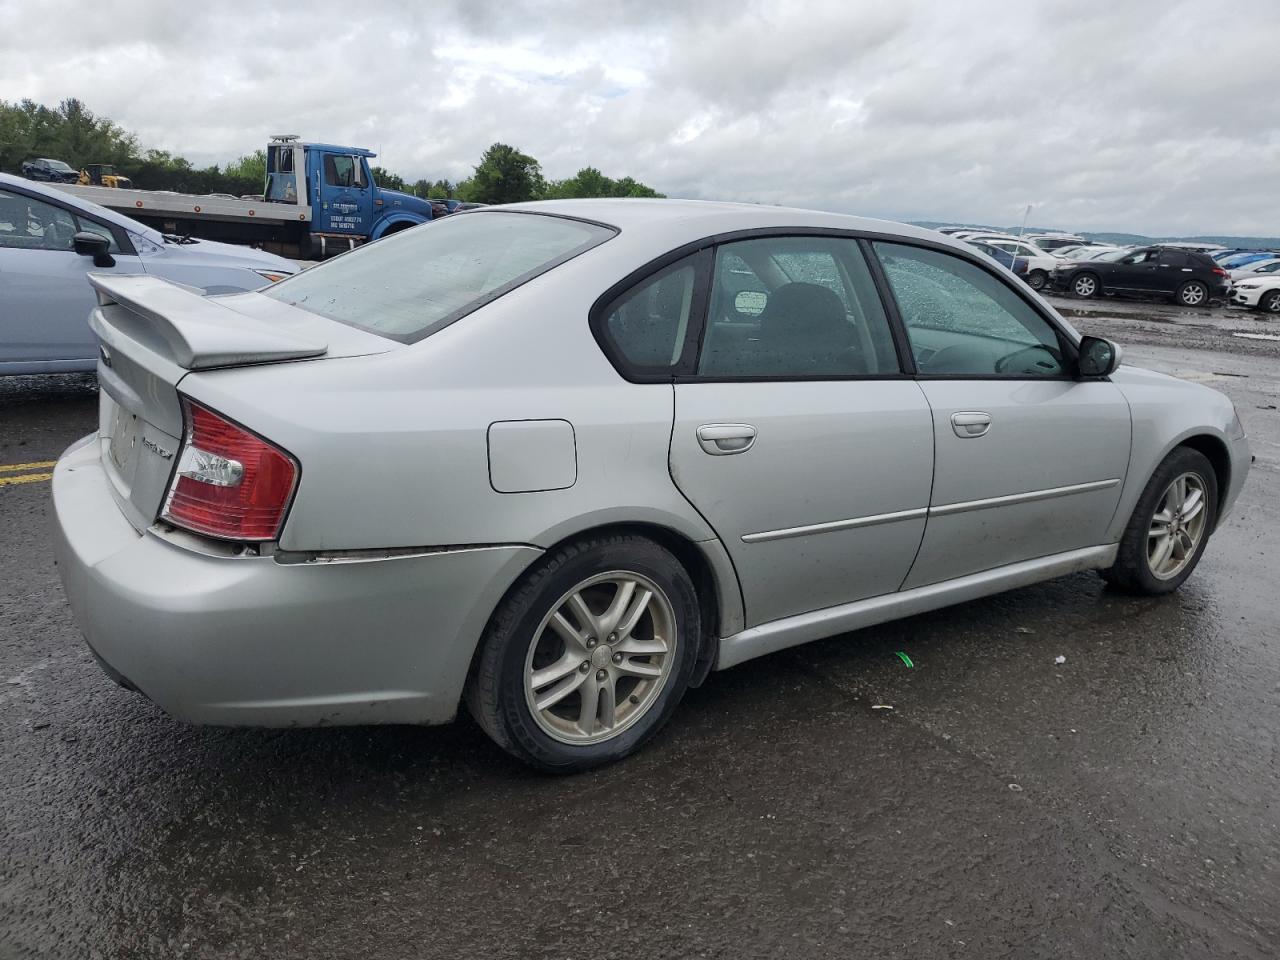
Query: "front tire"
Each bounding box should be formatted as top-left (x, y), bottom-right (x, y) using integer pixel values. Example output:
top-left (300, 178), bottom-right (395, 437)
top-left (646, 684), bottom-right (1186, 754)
top-left (1258, 290), bottom-right (1280, 315)
top-left (1072, 273), bottom-right (1100, 298)
top-left (1102, 447), bottom-right (1217, 594)
top-left (467, 534), bottom-right (701, 773)
top-left (1176, 281), bottom-right (1208, 307)
top-left (1027, 269), bottom-right (1048, 291)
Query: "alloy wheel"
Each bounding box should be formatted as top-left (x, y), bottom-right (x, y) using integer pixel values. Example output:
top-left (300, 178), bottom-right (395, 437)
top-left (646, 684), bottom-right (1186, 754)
top-left (1074, 275), bottom-right (1097, 297)
top-left (1147, 472), bottom-right (1208, 580)
top-left (523, 571), bottom-right (677, 744)
top-left (1180, 283), bottom-right (1206, 306)
top-left (1262, 291), bottom-right (1280, 314)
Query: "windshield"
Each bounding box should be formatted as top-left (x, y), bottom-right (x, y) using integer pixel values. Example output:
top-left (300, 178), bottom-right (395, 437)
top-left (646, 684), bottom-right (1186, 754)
top-left (46, 160), bottom-right (75, 173)
top-left (264, 211), bottom-right (615, 343)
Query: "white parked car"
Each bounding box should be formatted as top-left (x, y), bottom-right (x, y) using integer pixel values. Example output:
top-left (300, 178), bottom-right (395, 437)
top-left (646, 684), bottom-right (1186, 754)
top-left (1231, 275), bottom-right (1280, 314)
top-left (1063, 245), bottom-right (1121, 261)
top-left (1026, 233), bottom-right (1086, 253)
top-left (965, 236), bottom-right (1060, 291)
top-left (0, 172), bottom-right (298, 376)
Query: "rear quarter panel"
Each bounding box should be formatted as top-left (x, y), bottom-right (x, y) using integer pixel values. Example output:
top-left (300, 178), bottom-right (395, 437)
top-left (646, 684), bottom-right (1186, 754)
top-left (179, 241), bottom-right (719, 556)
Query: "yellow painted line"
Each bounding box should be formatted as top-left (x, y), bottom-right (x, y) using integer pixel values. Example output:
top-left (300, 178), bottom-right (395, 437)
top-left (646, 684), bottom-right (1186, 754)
top-left (0, 472), bottom-right (53, 487)
top-left (0, 460), bottom-right (56, 473)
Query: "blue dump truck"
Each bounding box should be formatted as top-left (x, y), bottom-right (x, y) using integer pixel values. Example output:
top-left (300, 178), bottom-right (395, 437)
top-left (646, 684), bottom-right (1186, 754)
top-left (51, 135), bottom-right (460, 259)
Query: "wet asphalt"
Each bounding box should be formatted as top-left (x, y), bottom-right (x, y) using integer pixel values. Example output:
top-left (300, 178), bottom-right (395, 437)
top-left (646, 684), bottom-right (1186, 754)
top-left (1, 296), bottom-right (1277, 959)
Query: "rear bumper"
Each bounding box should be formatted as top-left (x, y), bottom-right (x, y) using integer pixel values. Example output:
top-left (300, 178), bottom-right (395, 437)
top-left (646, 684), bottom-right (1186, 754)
top-left (52, 435), bottom-right (540, 727)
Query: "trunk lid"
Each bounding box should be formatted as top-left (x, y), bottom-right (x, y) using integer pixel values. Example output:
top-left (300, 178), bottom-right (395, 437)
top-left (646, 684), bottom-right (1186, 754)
top-left (87, 273), bottom-right (392, 531)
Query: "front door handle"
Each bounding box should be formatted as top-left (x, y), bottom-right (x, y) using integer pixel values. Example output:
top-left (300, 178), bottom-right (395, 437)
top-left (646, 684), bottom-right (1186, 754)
top-left (951, 411), bottom-right (991, 438)
top-left (697, 423), bottom-right (757, 455)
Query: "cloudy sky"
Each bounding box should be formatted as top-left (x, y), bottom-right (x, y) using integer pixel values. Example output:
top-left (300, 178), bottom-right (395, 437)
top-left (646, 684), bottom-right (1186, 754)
top-left (3, 0), bottom-right (1278, 236)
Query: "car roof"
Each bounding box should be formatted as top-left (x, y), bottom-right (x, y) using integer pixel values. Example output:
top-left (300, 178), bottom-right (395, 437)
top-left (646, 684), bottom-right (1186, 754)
top-left (490, 198), bottom-right (948, 248)
top-left (0, 171), bottom-right (163, 244)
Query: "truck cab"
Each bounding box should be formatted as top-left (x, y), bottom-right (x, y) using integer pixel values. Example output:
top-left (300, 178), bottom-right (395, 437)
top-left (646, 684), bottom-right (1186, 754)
top-left (264, 137), bottom-right (435, 257)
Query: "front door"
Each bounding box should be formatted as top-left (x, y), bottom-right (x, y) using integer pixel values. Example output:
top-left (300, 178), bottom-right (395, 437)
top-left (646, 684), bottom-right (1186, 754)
top-left (317, 152), bottom-right (371, 239)
top-left (869, 241), bottom-right (1132, 589)
top-left (666, 235), bottom-right (934, 627)
top-left (0, 187), bottom-right (144, 370)
top-left (1108, 246), bottom-right (1162, 292)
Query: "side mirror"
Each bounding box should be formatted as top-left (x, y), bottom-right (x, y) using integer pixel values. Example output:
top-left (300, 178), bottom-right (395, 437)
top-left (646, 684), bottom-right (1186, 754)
top-left (1077, 335), bottom-right (1122, 378)
top-left (72, 231), bottom-right (114, 268)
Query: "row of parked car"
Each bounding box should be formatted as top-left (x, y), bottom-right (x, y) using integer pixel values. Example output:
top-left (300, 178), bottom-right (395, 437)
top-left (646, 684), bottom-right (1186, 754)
top-left (938, 226), bottom-right (1280, 314)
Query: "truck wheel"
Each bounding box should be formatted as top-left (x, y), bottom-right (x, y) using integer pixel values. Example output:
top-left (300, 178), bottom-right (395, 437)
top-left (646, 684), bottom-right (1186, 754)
top-left (1176, 281), bottom-right (1208, 307)
top-left (1072, 273), bottom-right (1100, 298)
top-left (1027, 269), bottom-right (1048, 291)
top-left (467, 533), bottom-right (701, 773)
top-left (1101, 447), bottom-right (1217, 595)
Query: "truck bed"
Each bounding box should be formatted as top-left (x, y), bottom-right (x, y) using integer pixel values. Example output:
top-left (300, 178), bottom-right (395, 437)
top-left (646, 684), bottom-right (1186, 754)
top-left (48, 183), bottom-right (312, 226)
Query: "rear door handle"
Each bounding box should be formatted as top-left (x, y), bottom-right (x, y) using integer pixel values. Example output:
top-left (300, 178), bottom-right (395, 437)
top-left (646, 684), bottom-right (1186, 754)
top-left (951, 411), bottom-right (991, 438)
top-left (697, 423), bottom-right (757, 455)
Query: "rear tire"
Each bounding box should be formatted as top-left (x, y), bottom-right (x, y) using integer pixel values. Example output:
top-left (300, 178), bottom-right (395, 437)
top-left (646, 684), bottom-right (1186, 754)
top-left (1176, 281), bottom-right (1208, 307)
top-left (466, 533), bottom-right (700, 773)
top-left (1259, 290), bottom-right (1280, 315)
top-left (1101, 447), bottom-right (1217, 595)
top-left (1072, 273), bottom-right (1100, 298)
top-left (1027, 269), bottom-right (1048, 291)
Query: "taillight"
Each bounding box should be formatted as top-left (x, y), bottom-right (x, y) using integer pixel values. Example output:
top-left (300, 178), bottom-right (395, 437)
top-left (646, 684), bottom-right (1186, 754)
top-left (1212, 267), bottom-right (1228, 278)
top-left (162, 399), bottom-right (298, 541)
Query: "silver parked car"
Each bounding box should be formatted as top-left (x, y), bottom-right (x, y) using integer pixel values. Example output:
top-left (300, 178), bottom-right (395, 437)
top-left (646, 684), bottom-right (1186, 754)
top-left (0, 172), bottom-right (297, 376)
top-left (52, 200), bottom-right (1250, 771)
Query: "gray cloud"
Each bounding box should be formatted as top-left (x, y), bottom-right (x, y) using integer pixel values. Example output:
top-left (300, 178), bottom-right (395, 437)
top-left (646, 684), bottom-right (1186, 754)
top-left (2, 0), bottom-right (1277, 235)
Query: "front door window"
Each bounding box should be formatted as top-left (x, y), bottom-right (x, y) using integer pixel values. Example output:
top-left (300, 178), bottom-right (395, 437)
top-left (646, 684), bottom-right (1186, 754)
top-left (873, 242), bottom-right (1065, 377)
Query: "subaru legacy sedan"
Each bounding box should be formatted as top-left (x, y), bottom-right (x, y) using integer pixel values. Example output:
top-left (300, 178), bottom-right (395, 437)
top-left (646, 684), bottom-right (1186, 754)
top-left (52, 200), bottom-right (1250, 772)
top-left (0, 172), bottom-right (296, 376)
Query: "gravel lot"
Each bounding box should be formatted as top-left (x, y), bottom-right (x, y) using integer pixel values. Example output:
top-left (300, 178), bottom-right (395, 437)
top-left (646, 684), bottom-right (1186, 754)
top-left (2, 295), bottom-right (1277, 959)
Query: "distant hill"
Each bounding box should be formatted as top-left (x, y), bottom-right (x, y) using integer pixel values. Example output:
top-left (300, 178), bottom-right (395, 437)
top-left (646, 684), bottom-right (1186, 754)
top-left (911, 221), bottom-right (1280, 250)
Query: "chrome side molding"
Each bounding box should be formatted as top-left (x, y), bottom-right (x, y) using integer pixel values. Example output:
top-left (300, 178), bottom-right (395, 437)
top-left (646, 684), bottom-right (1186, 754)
top-left (742, 507), bottom-right (928, 544)
top-left (929, 478), bottom-right (1120, 517)
top-left (741, 479), bottom-right (1121, 543)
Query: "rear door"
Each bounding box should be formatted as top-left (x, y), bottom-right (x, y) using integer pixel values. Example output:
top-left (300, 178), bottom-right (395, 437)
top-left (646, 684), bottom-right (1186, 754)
top-left (0, 186), bottom-right (144, 369)
top-left (871, 242), bottom-right (1131, 589)
top-left (661, 235), bottom-right (934, 627)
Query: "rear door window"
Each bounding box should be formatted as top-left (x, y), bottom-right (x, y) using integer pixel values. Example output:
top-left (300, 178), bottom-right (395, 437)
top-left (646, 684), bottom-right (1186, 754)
top-left (697, 236), bottom-right (901, 378)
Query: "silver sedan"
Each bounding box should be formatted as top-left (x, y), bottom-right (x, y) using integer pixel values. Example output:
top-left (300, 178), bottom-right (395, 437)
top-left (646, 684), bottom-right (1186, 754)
top-left (52, 200), bottom-right (1250, 771)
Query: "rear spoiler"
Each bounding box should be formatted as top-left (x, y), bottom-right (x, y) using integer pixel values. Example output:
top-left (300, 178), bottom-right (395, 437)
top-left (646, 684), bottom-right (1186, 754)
top-left (88, 273), bottom-right (327, 371)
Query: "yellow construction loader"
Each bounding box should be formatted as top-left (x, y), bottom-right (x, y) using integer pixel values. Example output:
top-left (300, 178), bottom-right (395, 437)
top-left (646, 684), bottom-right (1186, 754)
top-left (77, 164), bottom-right (133, 189)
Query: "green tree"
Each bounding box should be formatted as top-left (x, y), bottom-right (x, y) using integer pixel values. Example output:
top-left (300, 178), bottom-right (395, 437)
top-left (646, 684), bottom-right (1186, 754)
top-left (412, 177), bottom-right (460, 198)
top-left (544, 165), bottom-right (664, 200)
top-left (224, 149), bottom-right (267, 185)
top-left (466, 143), bottom-right (545, 204)
top-left (370, 165), bottom-right (405, 191)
